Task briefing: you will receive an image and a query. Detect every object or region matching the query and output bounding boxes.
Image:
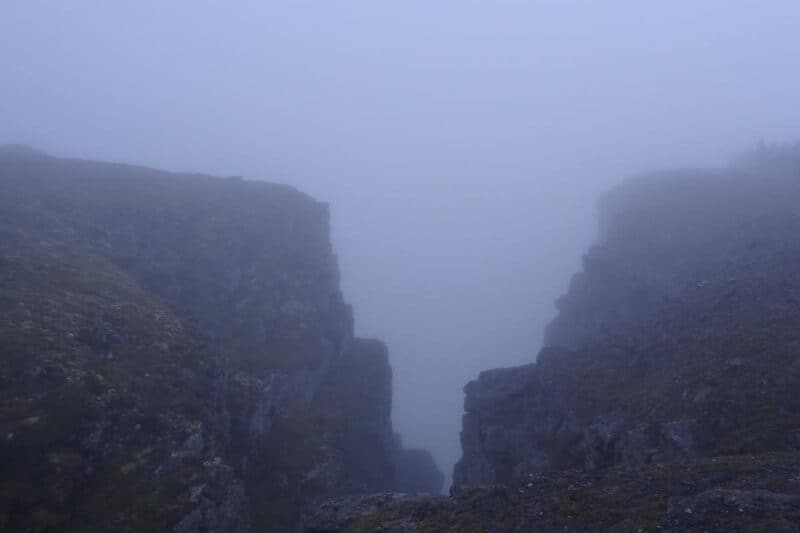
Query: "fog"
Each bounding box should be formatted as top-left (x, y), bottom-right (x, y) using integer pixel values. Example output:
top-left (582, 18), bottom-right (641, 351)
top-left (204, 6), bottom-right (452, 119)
top-left (2, 1), bottom-right (800, 487)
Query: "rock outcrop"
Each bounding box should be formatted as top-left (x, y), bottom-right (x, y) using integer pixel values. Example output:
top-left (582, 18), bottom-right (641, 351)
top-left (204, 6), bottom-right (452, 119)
top-left (308, 453), bottom-right (800, 532)
top-left (391, 440), bottom-right (445, 495)
top-left (454, 165), bottom-right (800, 490)
top-left (0, 148), bottom-right (441, 533)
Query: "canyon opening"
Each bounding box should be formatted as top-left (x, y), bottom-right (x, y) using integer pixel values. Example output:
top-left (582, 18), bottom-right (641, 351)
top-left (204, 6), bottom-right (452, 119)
top-left (2, 2), bottom-right (800, 532)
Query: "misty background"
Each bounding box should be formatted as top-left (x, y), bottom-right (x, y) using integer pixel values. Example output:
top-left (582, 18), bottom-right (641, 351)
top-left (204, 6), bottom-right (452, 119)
top-left (2, 1), bottom-right (800, 487)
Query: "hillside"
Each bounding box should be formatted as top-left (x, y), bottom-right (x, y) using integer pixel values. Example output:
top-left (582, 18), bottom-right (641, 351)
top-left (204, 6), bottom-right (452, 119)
top-left (0, 147), bottom-right (442, 533)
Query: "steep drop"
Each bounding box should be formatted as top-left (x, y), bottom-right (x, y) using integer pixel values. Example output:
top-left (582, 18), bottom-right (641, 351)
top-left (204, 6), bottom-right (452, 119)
top-left (0, 148), bottom-right (442, 533)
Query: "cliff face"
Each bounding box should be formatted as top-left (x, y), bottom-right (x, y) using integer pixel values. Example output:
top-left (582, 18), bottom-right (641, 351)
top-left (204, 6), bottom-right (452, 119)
top-left (0, 148), bottom-right (441, 533)
top-left (454, 167), bottom-right (800, 491)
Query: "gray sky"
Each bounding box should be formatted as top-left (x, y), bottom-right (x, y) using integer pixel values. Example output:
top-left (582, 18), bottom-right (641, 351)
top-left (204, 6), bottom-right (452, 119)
top-left (3, 1), bottom-right (800, 487)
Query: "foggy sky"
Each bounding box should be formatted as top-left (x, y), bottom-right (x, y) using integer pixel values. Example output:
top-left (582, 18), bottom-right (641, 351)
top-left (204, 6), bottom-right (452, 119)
top-left (3, 1), bottom-right (800, 488)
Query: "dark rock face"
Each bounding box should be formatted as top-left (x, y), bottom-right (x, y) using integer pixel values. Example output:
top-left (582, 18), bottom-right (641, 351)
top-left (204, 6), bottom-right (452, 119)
top-left (455, 166), bottom-right (800, 490)
top-left (304, 338), bottom-right (396, 496)
top-left (391, 446), bottom-right (445, 495)
top-left (0, 149), bottom-right (441, 533)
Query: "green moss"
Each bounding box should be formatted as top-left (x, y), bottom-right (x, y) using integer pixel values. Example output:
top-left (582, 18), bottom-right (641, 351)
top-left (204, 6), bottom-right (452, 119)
top-left (46, 451), bottom-right (83, 468)
top-left (75, 460), bottom-right (202, 533)
top-left (119, 447), bottom-right (154, 476)
top-left (556, 499), bottom-right (582, 520)
top-left (443, 513), bottom-right (488, 533)
top-left (629, 498), bottom-right (667, 531)
top-left (247, 413), bottom-right (325, 531)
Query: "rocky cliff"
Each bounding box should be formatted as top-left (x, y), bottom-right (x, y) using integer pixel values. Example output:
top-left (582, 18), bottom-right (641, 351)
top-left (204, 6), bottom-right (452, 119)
top-left (455, 164), bottom-right (800, 490)
top-left (306, 150), bottom-right (800, 532)
top-left (0, 147), bottom-right (442, 533)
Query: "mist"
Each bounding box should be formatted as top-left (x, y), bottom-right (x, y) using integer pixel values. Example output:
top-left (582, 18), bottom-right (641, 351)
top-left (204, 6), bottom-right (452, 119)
top-left (3, 1), bottom-right (800, 487)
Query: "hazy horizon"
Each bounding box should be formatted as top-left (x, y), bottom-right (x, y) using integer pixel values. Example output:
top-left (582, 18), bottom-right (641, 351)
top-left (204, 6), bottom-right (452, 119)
top-left (3, 1), bottom-right (800, 487)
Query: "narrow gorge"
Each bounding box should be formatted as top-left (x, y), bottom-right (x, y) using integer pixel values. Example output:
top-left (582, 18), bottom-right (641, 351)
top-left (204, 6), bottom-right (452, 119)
top-left (3, 145), bottom-right (800, 532)
top-left (305, 149), bottom-right (800, 532)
